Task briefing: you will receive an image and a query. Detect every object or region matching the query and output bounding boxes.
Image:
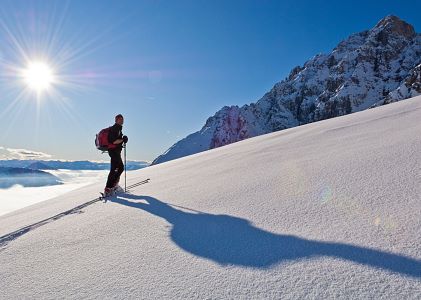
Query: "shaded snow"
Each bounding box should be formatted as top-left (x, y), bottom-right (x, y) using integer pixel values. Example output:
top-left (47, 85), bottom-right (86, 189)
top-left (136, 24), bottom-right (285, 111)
top-left (0, 96), bottom-right (420, 299)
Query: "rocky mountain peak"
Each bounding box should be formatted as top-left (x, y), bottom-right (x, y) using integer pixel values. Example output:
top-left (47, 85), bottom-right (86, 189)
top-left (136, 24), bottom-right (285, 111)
top-left (371, 15), bottom-right (415, 40)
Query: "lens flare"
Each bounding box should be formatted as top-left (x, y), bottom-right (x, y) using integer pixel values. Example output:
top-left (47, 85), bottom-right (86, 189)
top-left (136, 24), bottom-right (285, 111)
top-left (319, 186), bottom-right (333, 204)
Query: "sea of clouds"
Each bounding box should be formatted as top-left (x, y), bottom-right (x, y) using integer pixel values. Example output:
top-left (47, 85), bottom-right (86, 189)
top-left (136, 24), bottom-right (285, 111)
top-left (0, 169), bottom-right (109, 216)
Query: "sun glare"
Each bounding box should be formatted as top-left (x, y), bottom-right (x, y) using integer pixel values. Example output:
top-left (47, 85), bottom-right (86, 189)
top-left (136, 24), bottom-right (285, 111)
top-left (23, 62), bottom-right (54, 92)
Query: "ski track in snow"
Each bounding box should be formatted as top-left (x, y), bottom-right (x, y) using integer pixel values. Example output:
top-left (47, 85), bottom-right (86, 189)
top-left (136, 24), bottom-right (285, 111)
top-left (0, 179), bottom-right (150, 250)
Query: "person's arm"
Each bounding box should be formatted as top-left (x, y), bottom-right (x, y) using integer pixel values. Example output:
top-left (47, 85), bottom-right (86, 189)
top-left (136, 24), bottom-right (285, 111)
top-left (108, 126), bottom-right (124, 145)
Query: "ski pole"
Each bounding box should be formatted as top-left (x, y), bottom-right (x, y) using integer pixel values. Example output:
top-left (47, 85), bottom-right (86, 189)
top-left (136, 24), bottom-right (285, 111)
top-left (124, 143), bottom-right (127, 192)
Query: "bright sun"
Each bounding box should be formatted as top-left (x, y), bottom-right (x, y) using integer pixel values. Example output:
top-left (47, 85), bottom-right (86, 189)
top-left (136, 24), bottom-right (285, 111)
top-left (23, 61), bottom-right (54, 92)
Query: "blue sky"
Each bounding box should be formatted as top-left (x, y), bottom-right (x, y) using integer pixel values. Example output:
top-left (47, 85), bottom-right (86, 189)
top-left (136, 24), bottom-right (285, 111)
top-left (0, 0), bottom-right (420, 162)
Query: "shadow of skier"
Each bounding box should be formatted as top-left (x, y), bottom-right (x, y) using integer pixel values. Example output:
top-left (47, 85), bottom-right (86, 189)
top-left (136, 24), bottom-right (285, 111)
top-left (112, 194), bottom-right (421, 278)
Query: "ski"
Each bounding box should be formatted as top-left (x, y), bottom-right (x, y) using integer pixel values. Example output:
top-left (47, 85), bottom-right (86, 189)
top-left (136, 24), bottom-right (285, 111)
top-left (100, 178), bottom-right (151, 202)
top-left (99, 192), bottom-right (112, 202)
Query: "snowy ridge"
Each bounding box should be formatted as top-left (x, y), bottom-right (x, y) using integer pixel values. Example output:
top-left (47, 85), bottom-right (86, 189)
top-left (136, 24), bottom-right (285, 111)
top-left (0, 96), bottom-right (420, 298)
top-left (153, 15), bottom-right (421, 164)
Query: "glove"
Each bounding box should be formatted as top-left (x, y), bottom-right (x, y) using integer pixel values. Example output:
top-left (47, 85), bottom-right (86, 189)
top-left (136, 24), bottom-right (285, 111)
top-left (122, 135), bottom-right (128, 143)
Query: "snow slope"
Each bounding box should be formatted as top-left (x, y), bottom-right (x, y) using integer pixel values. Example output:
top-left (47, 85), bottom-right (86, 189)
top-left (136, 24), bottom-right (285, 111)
top-left (1, 96), bottom-right (421, 299)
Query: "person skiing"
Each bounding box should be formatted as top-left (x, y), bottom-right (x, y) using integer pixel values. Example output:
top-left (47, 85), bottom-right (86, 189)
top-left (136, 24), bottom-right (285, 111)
top-left (104, 114), bottom-right (128, 196)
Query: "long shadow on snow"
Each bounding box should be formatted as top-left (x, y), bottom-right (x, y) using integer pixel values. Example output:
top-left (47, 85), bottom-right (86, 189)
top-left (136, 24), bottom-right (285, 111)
top-left (112, 194), bottom-right (421, 278)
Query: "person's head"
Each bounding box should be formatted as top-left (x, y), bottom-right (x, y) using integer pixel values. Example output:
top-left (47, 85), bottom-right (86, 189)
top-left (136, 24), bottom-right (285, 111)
top-left (115, 114), bottom-right (124, 125)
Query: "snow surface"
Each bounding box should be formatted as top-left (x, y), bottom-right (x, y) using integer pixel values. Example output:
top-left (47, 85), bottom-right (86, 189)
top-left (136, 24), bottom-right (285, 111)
top-left (1, 96), bottom-right (421, 299)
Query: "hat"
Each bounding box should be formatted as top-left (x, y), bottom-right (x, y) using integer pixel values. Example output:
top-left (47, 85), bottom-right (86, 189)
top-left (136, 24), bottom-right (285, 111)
top-left (115, 114), bottom-right (124, 121)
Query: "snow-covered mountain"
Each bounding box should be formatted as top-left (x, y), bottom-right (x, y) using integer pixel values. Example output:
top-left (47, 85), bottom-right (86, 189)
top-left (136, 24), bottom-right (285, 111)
top-left (153, 15), bottom-right (421, 165)
top-left (1, 96), bottom-right (420, 298)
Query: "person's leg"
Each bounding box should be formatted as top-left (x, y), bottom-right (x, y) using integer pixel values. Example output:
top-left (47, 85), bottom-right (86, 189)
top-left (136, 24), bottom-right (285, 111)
top-left (106, 151), bottom-right (120, 188)
top-left (113, 154), bottom-right (124, 187)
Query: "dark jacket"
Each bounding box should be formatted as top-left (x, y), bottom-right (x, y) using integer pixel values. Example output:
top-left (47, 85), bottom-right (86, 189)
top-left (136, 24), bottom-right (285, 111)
top-left (108, 123), bottom-right (123, 152)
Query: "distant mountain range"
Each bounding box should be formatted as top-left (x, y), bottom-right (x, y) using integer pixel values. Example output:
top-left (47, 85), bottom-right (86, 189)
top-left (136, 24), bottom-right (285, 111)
top-left (153, 15), bottom-right (421, 164)
top-left (0, 167), bottom-right (62, 189)
top-left (0, 160), bottom-right (149, 170)
top-left (27, 162), bottom-right (57, 170)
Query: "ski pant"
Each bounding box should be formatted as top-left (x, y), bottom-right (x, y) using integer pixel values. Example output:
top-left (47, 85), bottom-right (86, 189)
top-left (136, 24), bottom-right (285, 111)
top-left (106, 149), bottom-right (124, 188)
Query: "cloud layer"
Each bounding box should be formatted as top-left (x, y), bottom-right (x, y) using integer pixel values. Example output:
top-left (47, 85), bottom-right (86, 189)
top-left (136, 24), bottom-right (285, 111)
top-left (0, 146), bottom-right (52, 160)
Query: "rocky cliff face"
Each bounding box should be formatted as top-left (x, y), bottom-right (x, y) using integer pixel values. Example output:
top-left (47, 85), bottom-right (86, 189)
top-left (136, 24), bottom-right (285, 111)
top-left (378, 63), bottom-right (421, 105)
top-left (153, 16), bottom-right (421, 165)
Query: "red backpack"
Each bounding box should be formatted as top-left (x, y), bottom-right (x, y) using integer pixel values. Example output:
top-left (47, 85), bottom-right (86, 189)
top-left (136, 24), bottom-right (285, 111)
top-left (95, 127), bottom-right (117, 151)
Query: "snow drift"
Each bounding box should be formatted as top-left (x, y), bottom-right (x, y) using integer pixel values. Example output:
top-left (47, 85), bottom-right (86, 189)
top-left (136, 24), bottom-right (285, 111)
top-left (0, 96), bottom-right (420, 299)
